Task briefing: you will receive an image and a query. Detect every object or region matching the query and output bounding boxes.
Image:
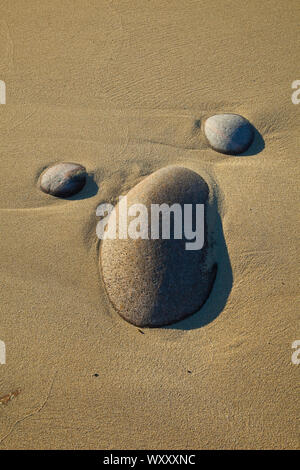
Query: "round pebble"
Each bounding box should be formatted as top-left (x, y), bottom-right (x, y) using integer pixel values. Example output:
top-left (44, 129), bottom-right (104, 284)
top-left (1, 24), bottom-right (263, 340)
top-left (100, 166), bottom-right (216, 327)
top-left (40, 162), bottom-right (87, 197)
top-left (204, 113), bottom-right (254, 155)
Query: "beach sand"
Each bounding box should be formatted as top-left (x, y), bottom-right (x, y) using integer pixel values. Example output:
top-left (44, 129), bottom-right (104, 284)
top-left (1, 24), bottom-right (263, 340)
top-left (0, 0), bottom-right (299, 449)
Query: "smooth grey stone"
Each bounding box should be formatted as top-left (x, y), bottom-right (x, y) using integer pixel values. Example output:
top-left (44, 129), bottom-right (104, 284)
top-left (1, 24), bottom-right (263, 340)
top-left (100, 166), bottom-right (216, 327)
top-left (204, 113), bottom-right (254, 155)
top-left (40, 162), bottom-right (86, 197)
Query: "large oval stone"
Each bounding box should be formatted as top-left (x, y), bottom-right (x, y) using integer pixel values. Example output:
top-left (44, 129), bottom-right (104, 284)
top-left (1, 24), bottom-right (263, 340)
top-left (100, 166), bottom-right (216, 327)
top-left (40, 162), bottom-right (86, 197)
top-left (204, 113), bottom-right (254, 155)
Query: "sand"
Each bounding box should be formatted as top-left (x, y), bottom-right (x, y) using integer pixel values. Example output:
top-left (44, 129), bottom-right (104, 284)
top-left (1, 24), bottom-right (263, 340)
top-left (0, 0), bottom-right (299, 449)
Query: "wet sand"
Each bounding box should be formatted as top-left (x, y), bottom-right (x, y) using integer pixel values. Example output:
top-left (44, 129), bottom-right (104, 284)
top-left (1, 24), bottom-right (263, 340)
top-left (0, 0), bottom-right (299, 449)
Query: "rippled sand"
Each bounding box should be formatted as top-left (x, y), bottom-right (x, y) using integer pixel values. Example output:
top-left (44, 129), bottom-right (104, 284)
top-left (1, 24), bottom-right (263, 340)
top-left (0, 0), bottom-right (299, 449)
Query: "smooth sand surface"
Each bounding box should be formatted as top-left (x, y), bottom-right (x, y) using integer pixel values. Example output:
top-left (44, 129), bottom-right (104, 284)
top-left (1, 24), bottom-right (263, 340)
top-left (0, 0), bottom-right (299, 449)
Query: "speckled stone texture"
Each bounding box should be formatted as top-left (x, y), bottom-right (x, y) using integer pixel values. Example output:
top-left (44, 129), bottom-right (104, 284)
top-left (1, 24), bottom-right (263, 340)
top-left (40, 162), bottom-right (86, 197)
top-left (100, 166), bottom-right (216, 327)
top-left (204, 113), bottom-right (254, 155)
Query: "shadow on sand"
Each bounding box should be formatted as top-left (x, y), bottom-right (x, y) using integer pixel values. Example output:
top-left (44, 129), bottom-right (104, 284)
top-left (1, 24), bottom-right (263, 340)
top-left (239, 126), bottom-right (265, 157)
top-left (67, 174), bottom-right (99, 200)
top-left (165, 210), bottom-right (233, 331)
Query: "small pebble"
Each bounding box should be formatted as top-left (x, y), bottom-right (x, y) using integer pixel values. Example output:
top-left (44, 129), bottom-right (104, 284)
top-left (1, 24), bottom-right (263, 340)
top-left (40, 162), bottom-right (87, 197)
top-left (204, 113), bottom-right (254, 155)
